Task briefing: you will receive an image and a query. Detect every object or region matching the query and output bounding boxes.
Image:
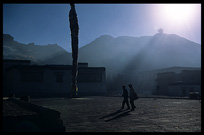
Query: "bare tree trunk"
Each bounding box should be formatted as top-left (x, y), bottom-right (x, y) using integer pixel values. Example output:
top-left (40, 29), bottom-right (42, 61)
top-left (69, 4), bottom-right (79, 98)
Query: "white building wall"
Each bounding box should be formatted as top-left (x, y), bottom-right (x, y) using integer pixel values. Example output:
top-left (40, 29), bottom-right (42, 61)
top-left (7, 69), bottom-right (72, 96)
top-left (78, 71), bottom-right (106, 94)
top-left (168, 84), bottom-right (201, 97)
top-left (6, 66), bottom-right (106, 97)
top-left (43, 69), bottom-right (72, 94)
top-left (10, 69), bottom-right (46, 96)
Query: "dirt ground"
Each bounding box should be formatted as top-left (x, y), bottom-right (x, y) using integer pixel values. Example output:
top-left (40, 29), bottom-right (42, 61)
top-left (31, 96), bottom-right (201, 132)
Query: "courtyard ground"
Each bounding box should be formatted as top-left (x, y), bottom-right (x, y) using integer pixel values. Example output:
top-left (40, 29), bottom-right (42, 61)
top-left (31, 96), bottom-right (201, 132)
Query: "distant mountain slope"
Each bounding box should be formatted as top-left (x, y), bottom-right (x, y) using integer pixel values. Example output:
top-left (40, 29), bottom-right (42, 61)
top-left (78, 33), bottom-right (201, 75)
top-left (78, 35), bottom-right (153, 74)
top-left (3, 33), bottom-right (201, 76)
top-left (123, 33), bottom-right (201, 72)
top-left (3, 34), bottom-right (72, 65)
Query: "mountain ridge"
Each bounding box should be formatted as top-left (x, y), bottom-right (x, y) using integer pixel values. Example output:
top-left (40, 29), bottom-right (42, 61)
top-left (3, 33), bottom-right (201, 75)
top-left (3, 34), bottom-right (72, 65)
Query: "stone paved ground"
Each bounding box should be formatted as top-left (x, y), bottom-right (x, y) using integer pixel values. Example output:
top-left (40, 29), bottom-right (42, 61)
top-left (31, 96), bottom-right (201, 132)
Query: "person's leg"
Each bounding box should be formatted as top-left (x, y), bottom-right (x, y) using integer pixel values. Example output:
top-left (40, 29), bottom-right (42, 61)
top-left (121, 100), bottom-right (125, 108)
top-left (126, 100), bottom-right (130, 109)
top-left (130, 99), bottom-right (134, 110)
top-left (133, 100), bottom-right (136, 108)
top-left (125, 99), bottom-right (130, 109)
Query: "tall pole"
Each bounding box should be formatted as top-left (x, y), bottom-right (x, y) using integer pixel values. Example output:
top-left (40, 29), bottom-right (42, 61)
top-left (69, 3), bottom-right (79, 97)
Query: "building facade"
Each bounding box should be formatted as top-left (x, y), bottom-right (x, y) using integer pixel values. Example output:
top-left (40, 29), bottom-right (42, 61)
top-left (106, 66), bottom-right (201, 96)
top-left (156, 70), bottom-right (201, 97)
top-left (3, 60), bottom-right (106, 97)
top-left (136, 67), bottom-right (201, 96)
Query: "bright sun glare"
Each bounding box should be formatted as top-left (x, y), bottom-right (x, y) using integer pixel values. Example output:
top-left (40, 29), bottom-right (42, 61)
top-left (162, 4), bottom-right (196, 24)
top-left (152, 4), bottom-right (201, 36)
top-left (156, 4), bottom-right (198, 27)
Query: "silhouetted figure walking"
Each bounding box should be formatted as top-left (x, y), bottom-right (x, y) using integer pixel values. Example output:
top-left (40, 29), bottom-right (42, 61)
top-left (121, 86), bottom-right (130, 109)
top-left (128, 84), bottom-right (136, 111)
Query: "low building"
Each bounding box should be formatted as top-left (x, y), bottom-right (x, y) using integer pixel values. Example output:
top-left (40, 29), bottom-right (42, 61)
top-left (168, 82), bottom-right (200, 97)
top-left (3, 60), bottom-right (106, 97)
top-left (106, 66), bottom-right (201, 96)
top-left (156, 70), bottom-right (201, 97)
top-left (136, 67), bottom-right (201, 95)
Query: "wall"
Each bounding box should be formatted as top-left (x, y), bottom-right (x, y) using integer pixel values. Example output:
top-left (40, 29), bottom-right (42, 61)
top-left (168, 84), bottom-right (200, 97)
top-left (43, 69), bottom-right (72, 95)
top-left (4, 65), bottom-right (106, 97)
top-left (156, 72), bottom-right (175, 96)
top-left (156, 70), bottom-right (201, 96)
top-left (77, 68), bottom-right (106, 94)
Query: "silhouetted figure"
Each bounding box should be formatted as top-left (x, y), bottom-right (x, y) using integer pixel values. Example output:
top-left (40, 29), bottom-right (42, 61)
top-left (128, 84), bottom-right (136, 111)
top-left (121, 86), bottom-right (130, 109)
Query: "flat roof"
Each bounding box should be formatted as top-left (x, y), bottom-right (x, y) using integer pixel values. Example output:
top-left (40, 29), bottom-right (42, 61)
top-left (169, 82), bottom-right (200, 86)
top-left (3, 59), bottom-right (31, 63)
top-left (5, 64), bottom-right (105, 72)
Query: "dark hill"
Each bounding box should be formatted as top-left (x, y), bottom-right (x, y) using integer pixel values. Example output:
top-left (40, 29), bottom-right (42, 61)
top-left (3, 33), bottom-right (201, 75)
top-left (3, 34), bottom-right (72, 65)
top-left (123, 33), bottom-right (201, 73)
top-left (78, 33), bottom-right (200, 75)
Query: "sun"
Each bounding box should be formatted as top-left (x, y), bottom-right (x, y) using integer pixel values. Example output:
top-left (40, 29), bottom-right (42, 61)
top-left (161, 4), bottom-right (196, 24)
top-left (157, 4), bottom-right (198, 26)
top-left (152, 4), bottom-right (200, 34)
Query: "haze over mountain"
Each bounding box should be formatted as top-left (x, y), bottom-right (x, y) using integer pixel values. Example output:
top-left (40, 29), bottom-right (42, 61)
top-left (3, 34), bottom-right (72, 65)
top-left (3, 33), bottom-right (201, 76)
top-left (78, 33), bottom-right (201, 75)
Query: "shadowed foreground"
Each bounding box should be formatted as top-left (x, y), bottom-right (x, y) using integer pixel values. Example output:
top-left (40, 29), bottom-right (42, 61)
top-left (31, 96), bottom-right (201, 132)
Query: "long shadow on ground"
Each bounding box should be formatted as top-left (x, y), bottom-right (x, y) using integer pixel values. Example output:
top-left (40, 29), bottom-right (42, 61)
top-left (99, 108), bottom-right (131, 122)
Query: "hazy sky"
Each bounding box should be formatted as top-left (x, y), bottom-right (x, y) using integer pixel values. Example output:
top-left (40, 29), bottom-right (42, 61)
top-left (3, 3), bottom-right (201, 52)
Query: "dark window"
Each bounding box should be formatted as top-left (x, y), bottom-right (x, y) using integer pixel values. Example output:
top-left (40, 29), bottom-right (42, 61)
top-left (21, 72), bottom-right (43, 82)
top-left (78, 73), bottom-right (102, 82)
top-left (189, 87), bottom-right (195, 92)
top-left (181, 87), bottom-right (187, 96)
top-left (56, 73), bottom-right (64, 83)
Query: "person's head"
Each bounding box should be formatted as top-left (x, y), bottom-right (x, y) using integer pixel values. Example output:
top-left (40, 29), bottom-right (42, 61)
top-left (70, 3), bottom-right (75, 8)
top-left (122, 85), bottom-right (126, 89)
top-left (128, 84), bottom-right (132, 88)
